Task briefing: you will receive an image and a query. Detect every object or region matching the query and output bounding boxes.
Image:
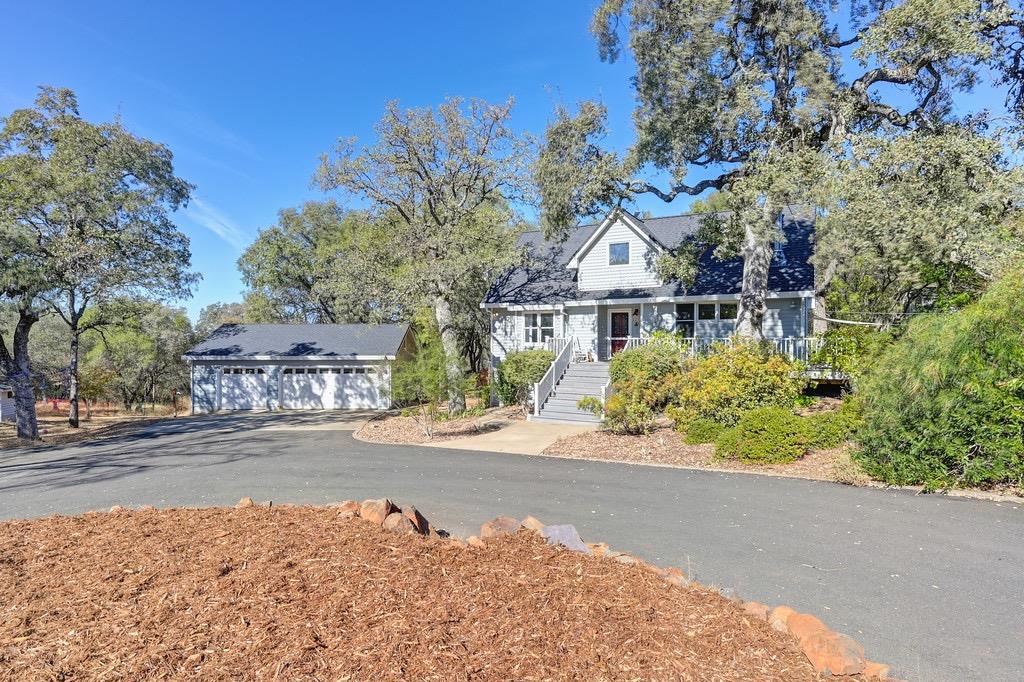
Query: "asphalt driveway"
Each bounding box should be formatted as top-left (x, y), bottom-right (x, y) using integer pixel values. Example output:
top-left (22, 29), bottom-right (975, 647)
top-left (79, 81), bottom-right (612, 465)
top-left (0, 412), bottom-right (1021, 681)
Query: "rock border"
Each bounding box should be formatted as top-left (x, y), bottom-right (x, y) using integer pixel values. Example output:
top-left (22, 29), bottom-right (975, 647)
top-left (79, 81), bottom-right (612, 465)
top-left (113, 499), bottom-right (902, 679)
top-left (471, 512), bottom-right (904, 681)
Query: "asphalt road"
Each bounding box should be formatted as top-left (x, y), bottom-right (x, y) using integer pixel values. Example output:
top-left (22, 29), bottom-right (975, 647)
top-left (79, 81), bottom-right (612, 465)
top-left (1, 413), bottom-right (1021, 681)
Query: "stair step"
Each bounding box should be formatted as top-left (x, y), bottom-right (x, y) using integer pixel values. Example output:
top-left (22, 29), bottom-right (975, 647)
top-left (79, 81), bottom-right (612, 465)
top-left (544, 397), bottom-right (594, 410)
top-left (536, 411), bottom-right (601, 423)
top-left (551, 390), bottom-right (604, 401)
top-left (531, 414), bottom-right (601, 424)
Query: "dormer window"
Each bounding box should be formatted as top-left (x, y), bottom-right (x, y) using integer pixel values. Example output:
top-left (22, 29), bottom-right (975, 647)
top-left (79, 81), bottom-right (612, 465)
top-left (609, 242), bottom-right (630, 265)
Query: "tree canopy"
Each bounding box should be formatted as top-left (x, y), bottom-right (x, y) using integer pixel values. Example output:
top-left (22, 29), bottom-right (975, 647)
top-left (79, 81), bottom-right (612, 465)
top-left (0, 86), bottom-right (195, 428)
top-left (315, 98), bottom-right (530, 412)
top-left (537, 0), bottom-right (1024, 336)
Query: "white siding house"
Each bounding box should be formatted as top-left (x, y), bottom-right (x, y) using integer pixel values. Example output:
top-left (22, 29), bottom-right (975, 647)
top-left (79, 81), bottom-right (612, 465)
top-left (483, 206), bottom-right (819, 417)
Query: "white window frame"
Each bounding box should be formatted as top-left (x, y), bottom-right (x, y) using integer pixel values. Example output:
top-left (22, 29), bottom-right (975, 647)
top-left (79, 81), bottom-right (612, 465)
top-left (608, 241), bottom-right (630, 266)
top-left (524, 312), bottom-right (555, 344)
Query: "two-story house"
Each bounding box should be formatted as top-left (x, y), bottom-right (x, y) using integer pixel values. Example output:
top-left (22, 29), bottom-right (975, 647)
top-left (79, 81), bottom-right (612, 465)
top-left (482, 206), bottom-right (818, 422)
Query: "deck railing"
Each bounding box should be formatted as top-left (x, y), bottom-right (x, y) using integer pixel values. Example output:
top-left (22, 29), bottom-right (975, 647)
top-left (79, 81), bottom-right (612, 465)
top-left (532, 337), bottom-right (573, 416)
top-left (612, 336), bottom-right (826, 364)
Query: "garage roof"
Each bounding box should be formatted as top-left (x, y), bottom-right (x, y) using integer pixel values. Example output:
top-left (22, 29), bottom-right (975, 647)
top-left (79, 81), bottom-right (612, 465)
top-left (183, 323), bottom-right (410, 360)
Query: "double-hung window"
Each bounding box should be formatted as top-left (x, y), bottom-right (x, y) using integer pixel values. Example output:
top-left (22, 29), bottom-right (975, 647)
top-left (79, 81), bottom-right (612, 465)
top-left (524, 312), bottom-right (554, 344)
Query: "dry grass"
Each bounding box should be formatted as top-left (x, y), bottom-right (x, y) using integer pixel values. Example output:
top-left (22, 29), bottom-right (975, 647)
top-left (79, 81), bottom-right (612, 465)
top-left (0, 411), bottom-right (178, 450)
top-left (0, 506), bottom-right (833, 680)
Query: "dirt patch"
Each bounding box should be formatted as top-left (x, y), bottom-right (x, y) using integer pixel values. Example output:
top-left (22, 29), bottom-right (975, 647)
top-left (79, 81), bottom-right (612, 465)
top-left (357, 405), bottom-right (523, 445)
top-left (0, 414), bottom-right (172, 450)
top-left (0, 506), bottom-right (830, 680)
top-left (544, 427), bottom-right (865, 484)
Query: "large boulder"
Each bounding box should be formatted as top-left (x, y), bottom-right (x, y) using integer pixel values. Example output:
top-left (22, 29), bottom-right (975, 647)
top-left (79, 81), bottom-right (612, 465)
top-left (480, 516), bottom-right (519, 538)
top-left (382, 512), bottom-right (417, 534)
top-left (360, 498), bottom-right (397, 525)
top-left (402, 506), bottom-right (430, 535)
top-left (520, 516), bottom-right (545, 532)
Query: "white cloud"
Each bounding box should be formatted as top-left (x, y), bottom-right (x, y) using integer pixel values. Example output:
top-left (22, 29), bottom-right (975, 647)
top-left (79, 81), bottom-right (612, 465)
top-left (185, 198), bottom-right (249, 251)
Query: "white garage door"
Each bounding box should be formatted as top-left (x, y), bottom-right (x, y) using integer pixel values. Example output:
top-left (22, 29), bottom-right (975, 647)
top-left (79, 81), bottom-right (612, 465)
top-left (220, 368), bottom-right (267, 410)
top-left (281, 367), bottom-right (381, 410)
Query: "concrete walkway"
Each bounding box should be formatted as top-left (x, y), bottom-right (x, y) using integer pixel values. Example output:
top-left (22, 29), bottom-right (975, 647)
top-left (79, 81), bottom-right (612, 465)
top-left (423, 418), bottom-right (595, 455)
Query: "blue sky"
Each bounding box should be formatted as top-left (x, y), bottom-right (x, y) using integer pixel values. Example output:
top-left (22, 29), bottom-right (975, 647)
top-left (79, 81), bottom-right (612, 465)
top-left (2, 3), bottom-right (1012, 321)
top-left (2, 2), bottom-right (658, 320)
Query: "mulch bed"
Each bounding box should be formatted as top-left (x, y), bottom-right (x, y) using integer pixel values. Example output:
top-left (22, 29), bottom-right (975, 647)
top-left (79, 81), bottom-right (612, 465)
top-left (0, 506), bottom-right (830, 680)
top-left (357, 405), bottom-right (523, 445)
top-left (543, 427), bottom-right (868, 484)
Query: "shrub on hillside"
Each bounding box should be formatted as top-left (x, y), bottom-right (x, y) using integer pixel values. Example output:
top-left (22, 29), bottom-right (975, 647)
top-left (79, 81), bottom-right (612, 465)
top-left (715, 407), bottom-right (811, 464)
top-left (810, 327), bottom-right (895, 379)
top-left (496, 350), bottom-right (555, 413)
top-left (681, 418), bottom-right (724, 444)
top-left (854, 270), bottom-right (1024, 490)
top-left (804, 399), bottom-right (863, 449)
top-left (667, 341), bottom-right (805, 428)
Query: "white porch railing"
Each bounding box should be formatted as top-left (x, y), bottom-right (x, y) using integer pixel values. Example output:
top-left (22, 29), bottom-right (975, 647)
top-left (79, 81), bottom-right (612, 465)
top-left (532, 337), bottom-right (573, 416)
top-left (610, 336), bottom-right (826, 364)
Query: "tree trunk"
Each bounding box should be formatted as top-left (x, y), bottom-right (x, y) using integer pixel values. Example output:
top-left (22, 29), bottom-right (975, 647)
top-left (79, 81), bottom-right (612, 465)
top-left (433, 294), bottom-right (466, 415)
top-left (0, 308), bottom-right (41, 440)
top-left (68, 329), bottom-right (80, 428)
top-left (734, 214), bottom-right (774, 340)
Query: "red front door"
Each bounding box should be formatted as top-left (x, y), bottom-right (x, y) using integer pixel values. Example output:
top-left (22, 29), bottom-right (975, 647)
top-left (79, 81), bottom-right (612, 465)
top-left (610, 311), bottom-right (630, 354)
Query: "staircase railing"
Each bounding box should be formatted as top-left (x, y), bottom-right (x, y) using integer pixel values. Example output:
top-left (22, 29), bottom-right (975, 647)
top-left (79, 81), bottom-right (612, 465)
top-left (532, 336), bottom-right (573, 416)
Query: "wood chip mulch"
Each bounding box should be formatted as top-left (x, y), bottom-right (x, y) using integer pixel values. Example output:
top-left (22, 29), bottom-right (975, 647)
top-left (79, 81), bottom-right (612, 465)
top-left (357, 406), bottom-right (524, 445)
top-left (0, 506), bottom-right (829, 680)
top-left (543, 427), bottom-right (864, 483)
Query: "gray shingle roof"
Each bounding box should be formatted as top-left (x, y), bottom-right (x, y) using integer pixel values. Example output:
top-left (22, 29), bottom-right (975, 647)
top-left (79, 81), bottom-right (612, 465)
top-left (484, 207), bottom-right (815, 305)
top-left (184, 323), bottom-right (410, 359)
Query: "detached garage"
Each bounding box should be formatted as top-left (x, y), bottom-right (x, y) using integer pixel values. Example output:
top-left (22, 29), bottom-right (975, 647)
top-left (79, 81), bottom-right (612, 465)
top-left (183, 323), bottom-right (413, 414)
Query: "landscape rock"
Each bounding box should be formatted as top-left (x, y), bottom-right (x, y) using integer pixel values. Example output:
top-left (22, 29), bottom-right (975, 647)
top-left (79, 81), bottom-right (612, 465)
top-left (658, 567), bottom-right (688, 587)
top-left (800, 631), bottom-right (866, 676)
top-left (520, 516), bottom-right (545, 532)
top-left (335, 500), bottom-right (360, 518)
top-left (360, 498), bottom-right (397, 525)
top-left (401, 505), bottom-right (430, 535)
top-left (382, 512), bottom-right (417, 534)
top-left (586, 542), bottom-right (609, 558)
top-left (786, 613), bottom-right (829, 643)
top-left (235, 497), bottom-right (254, 509)
top-left (109, 505), bottom-right (126, 513)
top-left (480, 516), bottom-right (519, 538)
top-left (768, 605), bottom-right (796, 633)
top-left (467, 535), bottom-right (486, 548)
top-left (741, 601), bottom-right (769, 621)
top-left (539, 524), bottom-right (592, 554)
top-left (613, 553), bottom-right (637, 565)
top-left (139, 505), bottom-right (156, 511)
top-left (863, 661), bottom-right (892, 680)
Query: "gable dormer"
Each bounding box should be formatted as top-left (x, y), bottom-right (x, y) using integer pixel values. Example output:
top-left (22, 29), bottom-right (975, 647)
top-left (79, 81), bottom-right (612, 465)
top-left (568, 209), bottom-right (664, 291)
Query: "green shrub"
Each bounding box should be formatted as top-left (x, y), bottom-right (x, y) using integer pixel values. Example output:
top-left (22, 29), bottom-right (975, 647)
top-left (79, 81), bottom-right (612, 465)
top-left (715, 406), bottom-right (811, 464)
top-left (667, 341), bottom-right (805, 428)
top-left (601, 393), bottom-right (656, 435)
top-left (682, 418), bottom-right (724, 444)
top-left (609, 332), bottom-right (684, 384)
top-left (495, 350), bottom-right (555, 412)
top-left (804, 400), bottom-right (863, 449)
top-left (811, 327), bottom-right (895, 379)
top-left (577, 396), bottom-right (603, 415)
top-left (854, 269), bottom-right (1024, 490)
